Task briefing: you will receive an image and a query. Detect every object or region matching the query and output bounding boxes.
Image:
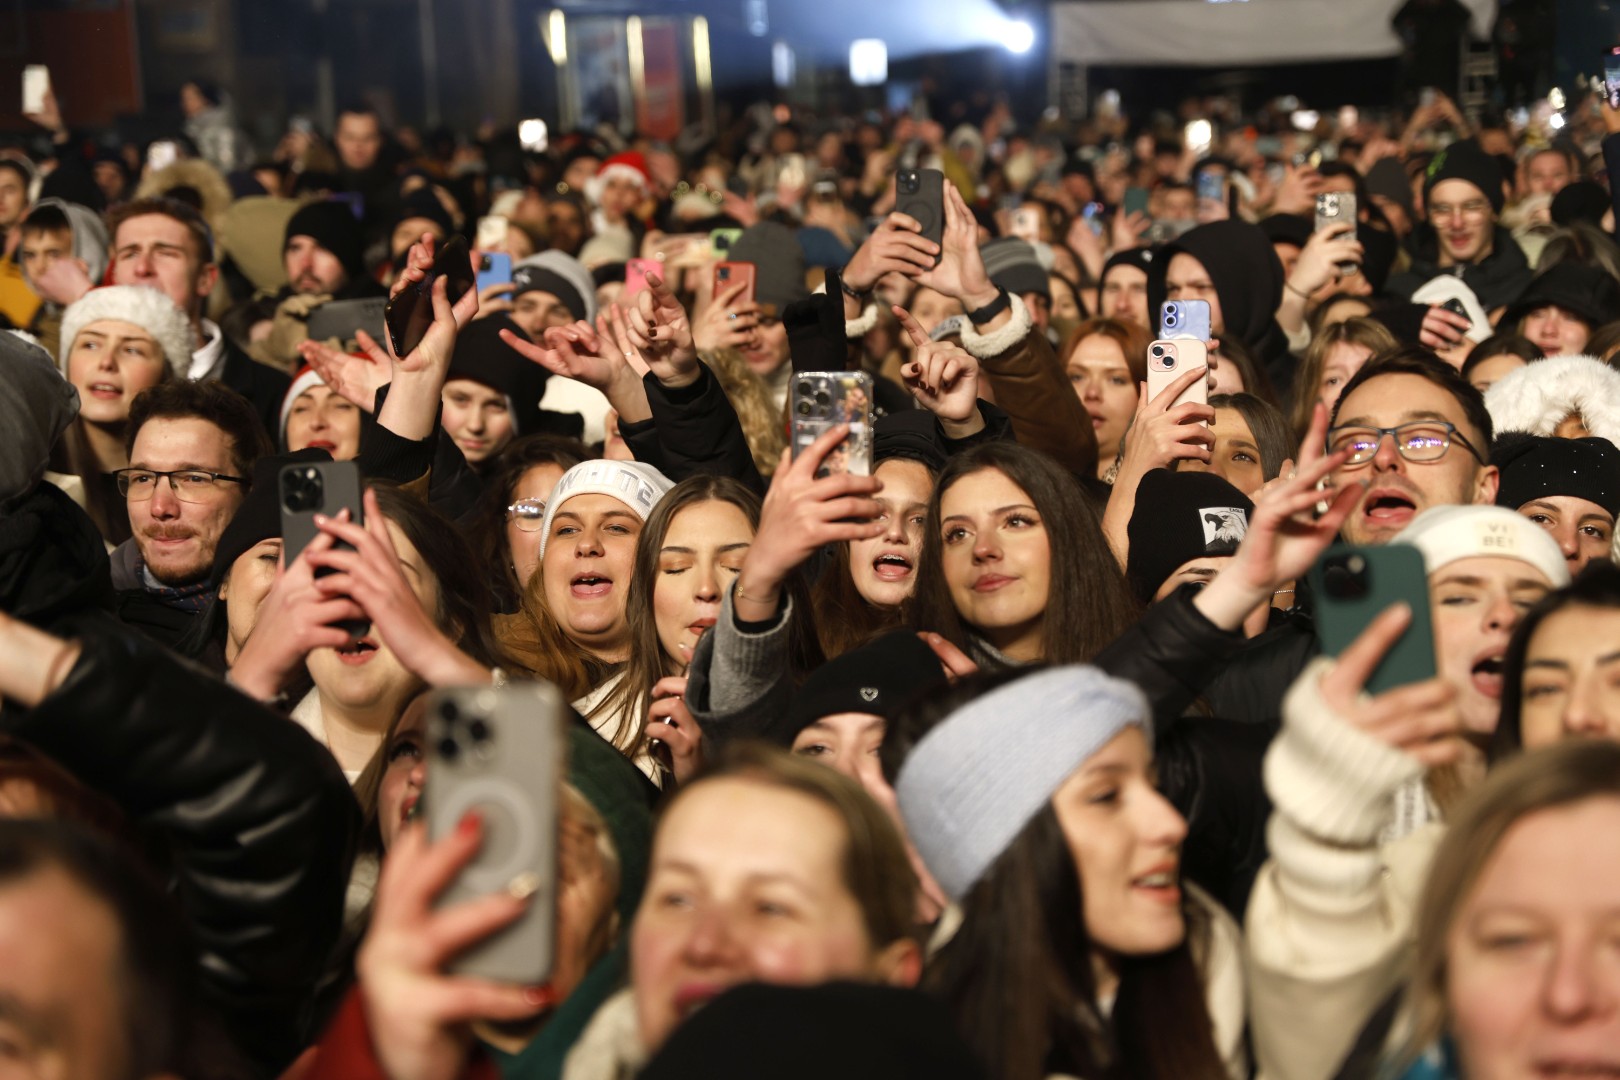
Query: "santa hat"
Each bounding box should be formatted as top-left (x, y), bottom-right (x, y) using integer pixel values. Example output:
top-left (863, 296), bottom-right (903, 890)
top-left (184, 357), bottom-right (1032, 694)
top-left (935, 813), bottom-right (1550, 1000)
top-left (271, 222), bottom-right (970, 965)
top-left (58, 285), bottom-right (193, 376)
top-left (279, 365), bottom-right (328, 446)
top-left (586, 151), bottom-right (651, 206)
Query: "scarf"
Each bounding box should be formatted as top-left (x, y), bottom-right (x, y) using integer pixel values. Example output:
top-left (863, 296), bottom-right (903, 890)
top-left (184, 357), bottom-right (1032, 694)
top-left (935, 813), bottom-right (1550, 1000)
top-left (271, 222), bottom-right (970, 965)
top-left (139, 560), bottom-right (217, 613)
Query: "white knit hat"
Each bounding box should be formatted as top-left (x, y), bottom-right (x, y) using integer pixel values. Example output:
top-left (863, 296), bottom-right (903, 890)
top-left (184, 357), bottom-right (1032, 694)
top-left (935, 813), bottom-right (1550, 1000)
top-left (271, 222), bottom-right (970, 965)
top-left (537, 458), bottom-right (674, 560)
top-left (279, 365), bottom-right (327, 445)
top-left (58, 285), bottom-right (193, 376)
top-left (1392, 505), bottom-right (1570, 589)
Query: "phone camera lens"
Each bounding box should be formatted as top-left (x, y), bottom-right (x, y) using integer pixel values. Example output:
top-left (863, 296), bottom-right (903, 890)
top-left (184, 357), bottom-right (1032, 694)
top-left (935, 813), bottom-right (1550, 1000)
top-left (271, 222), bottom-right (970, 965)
top-left (1150, 345), bottom-right (1165, 358)
top-left (795, 399), bottom-right (813, 416)
top-left (437, 737), bottom-right (460, 761)
top-left (796, 380), bottom-right (813, 397)
top-left (467, 719), bottom-right (490, 742)
top-left (439, 701), bottom-right (460, 724)
top-left (815, 390), bottom-right (831, 409)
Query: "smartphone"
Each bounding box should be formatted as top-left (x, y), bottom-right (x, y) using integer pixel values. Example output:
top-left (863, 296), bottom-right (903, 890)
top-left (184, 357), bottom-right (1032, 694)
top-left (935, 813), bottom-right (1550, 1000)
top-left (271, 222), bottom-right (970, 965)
top-left (620, 257), bottom-right (658, 300)
top-left (709, 227), bottom-right (742, 259)
top-left (1146, 339), bottom-right (1209, 417)
top-left (22, 65), bottom-right (49, 116)
top-left (1195, 170), bottom-right (1227, 221)
top-left (1438, 295), bottom-right (1475, 334)
top-left (713, 261), bottom-right (756, 306)
top-left (279, 460), bottom-right (369, 638)
top-left (1309, 545), bottom-right (1437, 696)
top-left (1081, 202), bottom-right (1107, 237)
top-left (792, 371), bottom-right (873, 478)
top-left (1316, 191), bottom-right (1359, 274)
top-left (894, 168), bottom-right (944, 262)
top-left (1605, 48), bottom-right (1620, 110)
top-left (1010, 206), bottom-right (1043, 242)
top-left (1158, 300), bottom-right (1211, 342)
top-left (518, 118), bottom-right (548, 153)
top-left (475, 252), bottom-right (513, 295)
top-left (1123, 187), bottom-right (1150, 218)
top-left (385, 235), bottom-right (476, 358)
top-left (425, 683), bottom-right (565, 985)
top-left (306, 297), bottom-right (387, 344)
top-left (146, 140), bottom-right (180, 171)
top-left (474, 215), bottom-right (510, 251)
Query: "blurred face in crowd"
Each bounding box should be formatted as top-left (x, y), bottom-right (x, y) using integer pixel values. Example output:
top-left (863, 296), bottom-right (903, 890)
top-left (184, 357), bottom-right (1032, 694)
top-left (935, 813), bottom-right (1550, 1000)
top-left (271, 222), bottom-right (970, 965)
top-left (1181, 405), bottom-right (1266, 497)
top-left (1517, 497), bottom-right (1615, 576)
top-left (217, 538), bottom-right (281, 665)
top-left (1317, 342), bottom-right (1376, 416)
top-left (390, 217), bottom-right (447, 260)
top-left (179, 82), bottom-right (209, 118)
top-left (1519, 604), bottom-right (1620, 748)
top-left (1154, 187), bottom-right (1195, 223)
top-left (631, 776), bottom-right (914, 1052)
top-left (598, 176), bottom-right (643, 222)
top-left (306, 518), bottom-right (437, 723)
top-left (653, 499), bottom-right (753, 668)
top-left (1164, 253), bottom-right (1224, 335)
top-left (19, 226), bottom-right (72, 288)
top-left (507, 462), bottom-right (568, 592)
top-left (1329, 373), bottom-right (1498, 546)
top-left (379, 695), bottom-right (430, 852)
top-left (1430, 556), bottom-right (1555, 737)
top-left (1068, 333), bottom-right (1138, 466)
top-left (1051, 727), bottom-right (1189, 963)
top-left (1429, 179), bottom-right (1495, 268)
top-left (1467, 351), bottom-right (1527, 395)
top-left (1519, 305), bottom-right (1591, 358)
top-left (939, 467), bottom-right (1052, 662)
top-left (335, 111), bottom-right (383, 173)
top-left (1524, 150), bottom-right (1573, 197)
top-left (546, 199), bottom-right (589, 256)
top-left (562, 156), bottom-right (601, 195)
top-left (511, 290), bottom-right (576, 339)
top-left (741, 313), bottom-right (790, 379)
top-left (440, 379), bottom-right (514, 465)
top-left (793, 714), bottom-right (887, 798)
top-left (127, 416), bottom-right (245, 586)
top-left (112, 214), bottom-right (214, 328)
top-left (66, 320), bottom-right (169, 428)
top-left (1049, 276), bottom-right (1083, 325)
top-left (1100, 264), bottom-right (1149, 328)
top-left (284, 383), bottom-right (361, 461)
top-left (542, 494), bottom-right (643, 662)
top-left (1445, 797), bottom-right (1620, 1079)
top-left (1318, 295), bottom-right (1373, 330)
top-left (848, 459), bottom-right (932, 609)
top-left (284, 236), bottom-right (349, 296)
top-left (0, 865), bottom-right (137, 1080)
top-left (904, 287), bottom-right (961, 351)
top-left (0, 166), bottom-right (29, 230)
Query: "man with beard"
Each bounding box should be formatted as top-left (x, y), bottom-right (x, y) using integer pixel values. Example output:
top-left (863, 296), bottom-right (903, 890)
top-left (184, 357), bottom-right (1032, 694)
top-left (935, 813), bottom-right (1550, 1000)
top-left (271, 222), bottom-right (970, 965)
top-left (110, 379), bottom-right (269, 649)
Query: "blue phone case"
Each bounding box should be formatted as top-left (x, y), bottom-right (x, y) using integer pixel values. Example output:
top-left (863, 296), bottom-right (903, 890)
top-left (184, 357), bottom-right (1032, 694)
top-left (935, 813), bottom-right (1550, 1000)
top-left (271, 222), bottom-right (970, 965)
top-left (1159, 300), bottom-right (1211, 342)
top-left (476, 252), bottom-right (513, 295)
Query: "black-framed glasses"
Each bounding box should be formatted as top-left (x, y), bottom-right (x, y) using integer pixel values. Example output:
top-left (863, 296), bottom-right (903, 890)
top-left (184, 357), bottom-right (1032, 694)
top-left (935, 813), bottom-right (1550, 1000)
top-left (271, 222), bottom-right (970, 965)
top-left (506, 497), bottom-right (546, 532)
top-left (1326, 421), bottom-right (1485, 468)
top-left (115, 468), bottom-right (247, 502)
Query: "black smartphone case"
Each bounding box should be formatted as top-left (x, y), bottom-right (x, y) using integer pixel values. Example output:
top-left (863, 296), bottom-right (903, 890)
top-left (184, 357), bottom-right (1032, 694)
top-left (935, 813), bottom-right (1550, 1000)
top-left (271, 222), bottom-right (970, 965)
top-left (895, 169), bottom-right (946, 259)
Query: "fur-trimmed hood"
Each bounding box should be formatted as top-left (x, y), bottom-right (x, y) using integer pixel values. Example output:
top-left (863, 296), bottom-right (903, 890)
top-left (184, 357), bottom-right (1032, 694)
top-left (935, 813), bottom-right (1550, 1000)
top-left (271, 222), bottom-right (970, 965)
top-left (1484, 355), bottom-right (1620, 447)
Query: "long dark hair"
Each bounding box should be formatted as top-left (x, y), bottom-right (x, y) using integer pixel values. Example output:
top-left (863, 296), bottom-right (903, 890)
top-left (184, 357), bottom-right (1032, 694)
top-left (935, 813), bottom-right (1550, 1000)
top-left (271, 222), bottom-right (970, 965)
top-left (1492, 561), bottom-right (1620, 761)
top-left (910, 442), bottom-right (1139, 667)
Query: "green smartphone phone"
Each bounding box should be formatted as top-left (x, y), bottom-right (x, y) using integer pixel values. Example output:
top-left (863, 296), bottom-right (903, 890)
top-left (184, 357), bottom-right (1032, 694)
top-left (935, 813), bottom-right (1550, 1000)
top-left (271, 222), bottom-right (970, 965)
top-left (1308, 544), bottom-right (1437, 696)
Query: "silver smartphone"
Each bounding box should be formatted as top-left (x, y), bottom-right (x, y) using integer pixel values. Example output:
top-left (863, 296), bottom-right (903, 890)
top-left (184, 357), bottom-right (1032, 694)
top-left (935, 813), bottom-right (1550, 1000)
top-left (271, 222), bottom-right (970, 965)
top-left (425, 683), bottom-right (566, 985)
top-left (1315, 192), bottom-right (1359, 274)
top-left (791, 371), bottom-right (873, 478)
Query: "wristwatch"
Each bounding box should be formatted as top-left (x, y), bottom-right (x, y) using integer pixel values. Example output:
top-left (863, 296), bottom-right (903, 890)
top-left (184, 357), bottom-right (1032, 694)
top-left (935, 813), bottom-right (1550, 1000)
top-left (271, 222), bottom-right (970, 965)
top-left (966, 288), bottom-right (1011, 326)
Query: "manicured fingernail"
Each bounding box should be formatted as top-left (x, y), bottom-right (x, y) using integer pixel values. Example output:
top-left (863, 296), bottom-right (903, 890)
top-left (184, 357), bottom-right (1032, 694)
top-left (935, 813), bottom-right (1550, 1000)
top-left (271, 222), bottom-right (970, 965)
top-left (524, 985), bottom-right (557, 1007)
top-left (458, 810), bottom-right (482, 835)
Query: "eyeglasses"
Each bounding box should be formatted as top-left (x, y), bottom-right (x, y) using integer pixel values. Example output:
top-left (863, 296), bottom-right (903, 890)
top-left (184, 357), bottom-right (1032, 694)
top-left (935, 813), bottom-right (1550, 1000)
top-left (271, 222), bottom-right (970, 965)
top-left (115, 468), bottom-right (247, 502)
top-left (1326, 421), bottom-right (1485, 468)
top-left (1427, 200), bottom-right (1491, 222)
top-left (506, 497), bottom-right (546, 531)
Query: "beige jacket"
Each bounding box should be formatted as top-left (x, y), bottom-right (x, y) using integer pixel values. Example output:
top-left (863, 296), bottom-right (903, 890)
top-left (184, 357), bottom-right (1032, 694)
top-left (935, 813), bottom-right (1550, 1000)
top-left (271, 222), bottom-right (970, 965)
top-left (1245, 657), bottom-right (1444, 1080)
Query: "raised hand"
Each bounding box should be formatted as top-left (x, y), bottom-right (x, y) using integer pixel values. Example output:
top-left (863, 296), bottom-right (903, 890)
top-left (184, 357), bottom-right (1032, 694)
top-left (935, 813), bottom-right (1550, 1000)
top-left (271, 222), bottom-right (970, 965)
top-left (229, 528), bottom-right (368, 702)
top-left (616, 273), bottom-right (699, 387)
top-left (915, 182), bottom-right (996, 310)
top-left (471, 282), bottom-right (515, 321)
top-left (32, 255), bottom-right (93, 307)
top-left (842, 212), bottom-right (942, 296)
top-left (500, 317), bottom-right (652, 424)
top-left (894, 305), bottom-right (981, 430)
top-left (1117, 366), bottom-right (1217, 477)
top-left (386, 234), bottom-right (481, 379)
top-left (298, 336), bottom-right (390, 414)
top-left (1287, 221), bottom-right (1364, 299)
top-left (692, 278), bottom-right (759, 355)
top-left (645, 675), bottom-right (704, 785)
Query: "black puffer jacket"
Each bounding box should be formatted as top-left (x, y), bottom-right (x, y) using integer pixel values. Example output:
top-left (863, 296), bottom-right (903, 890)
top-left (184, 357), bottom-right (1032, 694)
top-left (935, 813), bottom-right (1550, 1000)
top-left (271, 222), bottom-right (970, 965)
top-left (1386, 223), bottom-right (1534, 312)
top-left (0, 482), bottom-right (113, 628)
top-left (14, 613), bottom-right (358, 1077)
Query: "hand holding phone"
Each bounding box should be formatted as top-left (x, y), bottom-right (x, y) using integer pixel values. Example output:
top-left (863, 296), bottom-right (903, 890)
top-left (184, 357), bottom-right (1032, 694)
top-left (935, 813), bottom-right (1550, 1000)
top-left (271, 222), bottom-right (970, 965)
top-left (280, 461), bottom-right (370, 640)
top-left (385, 235), bottom-right (477, 358)
top-left (792, 371), bottom-right (873, 477)
top-left (1310, 546), bottom-right (1438, 697)
top-left (475, 252), bottom-right (513, 296)
top-left (894, 168), bottom-right (945, 262)
top-left (22, 65), bottom-right (50, 117)
top-left (1146, 339), bottom-right (1210, 415)
top-left (1606, 47), bottom-right (1620, 110)
top-left (712, 261), bottom-right (757, 307)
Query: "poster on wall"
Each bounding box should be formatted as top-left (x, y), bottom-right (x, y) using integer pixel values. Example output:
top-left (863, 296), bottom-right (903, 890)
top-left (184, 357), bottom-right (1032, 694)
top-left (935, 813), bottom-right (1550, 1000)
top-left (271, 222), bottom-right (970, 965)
top-left (635, 17), bottom-right (685, 141)
top-left (568, 18), bottom-right (631, 131)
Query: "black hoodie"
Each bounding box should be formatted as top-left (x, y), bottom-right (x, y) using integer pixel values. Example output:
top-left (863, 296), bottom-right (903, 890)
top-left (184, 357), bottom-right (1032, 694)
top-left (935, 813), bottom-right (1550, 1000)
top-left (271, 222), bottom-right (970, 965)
top-left (1386, 222), bottom-right (1533, 312)
top-left (1147, 220), bottom-right (1291, 394)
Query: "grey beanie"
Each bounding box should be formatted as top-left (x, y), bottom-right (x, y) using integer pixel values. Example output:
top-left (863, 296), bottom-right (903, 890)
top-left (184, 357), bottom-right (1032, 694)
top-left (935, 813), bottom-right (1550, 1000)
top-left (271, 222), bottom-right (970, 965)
top-left (727, 221), bottom-right (810, 313)
top-left (59, 285), bottom-right (193, 376)
top-left (895, 665), bottom-right (1152, 902)
top-left (513, 250), bottom-right (599, 323)
top-left (0, 332), bottom-right (79, 510)
top-left (979, 238), bottom-right (1051, 300)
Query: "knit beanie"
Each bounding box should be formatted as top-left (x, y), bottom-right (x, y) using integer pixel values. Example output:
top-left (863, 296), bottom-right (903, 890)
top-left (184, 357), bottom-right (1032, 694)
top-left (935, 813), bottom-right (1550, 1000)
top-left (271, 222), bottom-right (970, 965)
top-left (513, 250), bottom-right (597, 322)
top-left (773, 631), bottom-right (948, 746)
top-left (447, 314), bottom-right (550, 435)
top-left (1391, 505), bottom-right (1569, 588)
top-left (1126, 469), bottom-right (1254, 604)
top-left (1423, 139), bottom-right (1505, 215)
top-left (393, 187), bottom-right (455, 241)
top-left (537, 458), bottom-right (673, 560)
top-left (279, 365), bottom-right (327, 446)
top-left (728, 221), bottom-right (810, 313)
top-left (896, 665), bottom-right (1152, 901)
top-left (1100, 247), bottom-right (1155, 292)
top-left (979, 237), bottom-right (1050, 300)
top-left (1492, 432), bottom-right (1620, 520)
top-left (210, 447), bottom-right (333, 586)
top-left (873, 409), bottom-right (948, 473)
top-left (59, 285), bottom-right (194, 375)
top-left (1364, 157), bottom-right (1415, 220)
top-left (1551, 181), bottom-right (1610, 229)
top-left (284, 199), bottom-right (366, 279)
top-left (0, 332), bottom-right (78, 510)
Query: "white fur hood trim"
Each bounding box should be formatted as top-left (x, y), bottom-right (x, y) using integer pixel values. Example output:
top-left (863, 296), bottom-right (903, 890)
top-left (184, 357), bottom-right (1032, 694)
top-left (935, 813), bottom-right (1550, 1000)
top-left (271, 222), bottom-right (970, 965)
top-left (1484, 354), bottom-right (1620, 446)
top-left (957, 291), bottom-right (1034, 360)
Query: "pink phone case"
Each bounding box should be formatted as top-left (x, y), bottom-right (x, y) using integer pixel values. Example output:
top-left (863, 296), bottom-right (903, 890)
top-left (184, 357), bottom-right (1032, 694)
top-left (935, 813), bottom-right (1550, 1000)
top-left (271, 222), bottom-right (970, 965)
top-left (1145, 339), bottom-right (1209, 418)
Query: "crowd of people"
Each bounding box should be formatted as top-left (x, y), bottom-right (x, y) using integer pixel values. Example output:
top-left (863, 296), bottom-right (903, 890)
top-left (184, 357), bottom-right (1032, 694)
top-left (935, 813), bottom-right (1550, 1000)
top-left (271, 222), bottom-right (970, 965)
top-left (4, 45), bottom-right (1620, 1080)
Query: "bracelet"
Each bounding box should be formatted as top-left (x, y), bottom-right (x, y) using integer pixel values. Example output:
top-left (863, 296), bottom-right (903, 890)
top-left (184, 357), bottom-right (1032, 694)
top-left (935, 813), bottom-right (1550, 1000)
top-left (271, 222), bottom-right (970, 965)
top-left (840, 278), bottom-right (872, 302)
top-left (734, 581), bottom-right (781, 606)
top-left (966, 288), bottom-right (1010, 326)
top-left (1283, 280), bottom-right (1311, 301)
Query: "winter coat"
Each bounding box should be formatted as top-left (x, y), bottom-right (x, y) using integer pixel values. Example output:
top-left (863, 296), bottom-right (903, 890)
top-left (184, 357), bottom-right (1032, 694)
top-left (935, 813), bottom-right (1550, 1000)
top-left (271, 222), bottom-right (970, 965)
top-left (22, 611), bottom-right (358, 1076)
top-left (1245, 656), bottom-right (1443, 1080)
top-left (619, 360), bottom-right (766, 496)
top-left (0, 480), bottom-right (113, 629)
top-left (1386, 224), bottom-right (1534, 314)
top-left (1483, 353), bottom-right (1620, 446)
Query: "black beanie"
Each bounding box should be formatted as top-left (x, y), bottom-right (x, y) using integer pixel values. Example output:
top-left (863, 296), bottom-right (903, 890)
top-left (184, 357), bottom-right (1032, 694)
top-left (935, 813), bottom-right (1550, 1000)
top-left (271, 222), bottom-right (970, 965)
top-left (1126, 468), bottom-right (1254, 603)
top-left (285, 200), bottom-right (366, 279)
top-left (1423, 139), bottom-right (1505, 215)
top-left (771, 630), bottom-right (948, 746)
top-left (874, 409), bottom-right (948, 473)
top-left (393, 187), bottom-right (455, 240)
top-left (1551, 181), bottom-right (1610, 229)
top-left (1100, 247), bottom-right (1155, 291)
top-left (211, 448), bottom-right (333, 587)
top-left (447, 314), bottom-right (550, 435)
top-left (1492, 432), bottom-right (1620, 520)
top-left (728, 221), bottom-right (810, 313)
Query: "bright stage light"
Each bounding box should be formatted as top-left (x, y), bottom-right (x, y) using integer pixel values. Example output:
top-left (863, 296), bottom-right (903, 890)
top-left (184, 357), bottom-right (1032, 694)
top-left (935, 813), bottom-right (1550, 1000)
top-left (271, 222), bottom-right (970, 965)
top-left (1002, 19), bottom-right (1035, 53)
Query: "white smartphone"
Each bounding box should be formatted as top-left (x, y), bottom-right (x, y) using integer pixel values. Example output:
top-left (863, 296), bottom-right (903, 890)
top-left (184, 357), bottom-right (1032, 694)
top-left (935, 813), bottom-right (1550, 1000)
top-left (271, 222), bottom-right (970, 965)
top-left (22, 65), bottom-right (49, 116)
top-left (1146, 339), bottom-right (1209, 419)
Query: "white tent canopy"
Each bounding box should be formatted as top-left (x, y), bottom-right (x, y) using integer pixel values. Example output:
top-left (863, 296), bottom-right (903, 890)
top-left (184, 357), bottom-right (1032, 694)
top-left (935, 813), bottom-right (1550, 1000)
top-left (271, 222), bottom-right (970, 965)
top-left (1050, 0), bottom-right (1496, 67)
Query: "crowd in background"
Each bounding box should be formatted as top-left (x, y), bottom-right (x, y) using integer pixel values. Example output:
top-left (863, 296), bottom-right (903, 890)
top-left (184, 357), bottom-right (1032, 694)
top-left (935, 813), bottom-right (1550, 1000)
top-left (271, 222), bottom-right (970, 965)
top-left (4, 43), bottom-right (1620, 1080)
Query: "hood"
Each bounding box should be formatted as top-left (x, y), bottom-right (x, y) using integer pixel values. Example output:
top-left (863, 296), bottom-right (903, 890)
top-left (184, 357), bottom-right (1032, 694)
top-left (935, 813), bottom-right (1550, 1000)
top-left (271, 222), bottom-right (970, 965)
top-left (1484, 354), bottom-right (1620, 448)
top-left (26, 198), bottom-right (110, 287)
top-left (1148, 219), bottom-right (1287, 361)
